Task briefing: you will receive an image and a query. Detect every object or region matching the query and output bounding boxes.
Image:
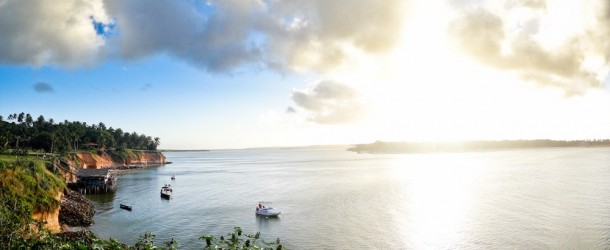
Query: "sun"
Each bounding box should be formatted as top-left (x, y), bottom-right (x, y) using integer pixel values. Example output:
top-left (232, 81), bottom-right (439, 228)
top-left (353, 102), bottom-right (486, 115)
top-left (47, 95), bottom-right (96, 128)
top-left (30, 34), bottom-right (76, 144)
top-left (320, 0), bottom-right (610, 144)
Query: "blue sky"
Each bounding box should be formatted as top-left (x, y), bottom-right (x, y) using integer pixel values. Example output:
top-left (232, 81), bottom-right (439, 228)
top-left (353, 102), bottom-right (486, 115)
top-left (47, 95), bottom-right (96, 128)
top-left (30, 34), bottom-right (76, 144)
top-left (0, 54), bottom-right (308, 149)
top-left (3, 0), bottom-right (610, 149)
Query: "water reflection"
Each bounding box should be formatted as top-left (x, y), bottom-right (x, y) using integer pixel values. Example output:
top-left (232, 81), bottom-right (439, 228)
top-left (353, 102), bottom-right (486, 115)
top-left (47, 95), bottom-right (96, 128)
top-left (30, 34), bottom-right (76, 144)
top-left (86, 193), bottom-right (116, 214)
top-left (86, 192), bottom-right (115, 203)
top-left (256, 215), bottom-right (280, 232)
top-left (389, 153), bottom-right (485, 249)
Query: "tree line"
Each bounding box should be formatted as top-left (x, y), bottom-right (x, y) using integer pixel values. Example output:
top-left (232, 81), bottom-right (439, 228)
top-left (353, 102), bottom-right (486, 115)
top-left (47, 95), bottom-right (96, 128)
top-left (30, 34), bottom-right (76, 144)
top-left (0, 112), bottom-right (160, 154)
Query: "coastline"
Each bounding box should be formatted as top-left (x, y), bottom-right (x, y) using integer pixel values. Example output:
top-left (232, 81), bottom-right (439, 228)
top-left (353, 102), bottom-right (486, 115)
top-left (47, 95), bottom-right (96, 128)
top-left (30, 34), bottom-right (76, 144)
top-left (348, 139), bottom-right (610, 154)
top-left (57, 150), bottom-right (167, 232)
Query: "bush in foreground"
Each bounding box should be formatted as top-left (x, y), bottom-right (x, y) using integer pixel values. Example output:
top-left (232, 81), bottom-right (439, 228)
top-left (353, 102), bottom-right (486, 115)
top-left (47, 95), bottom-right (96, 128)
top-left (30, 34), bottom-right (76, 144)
top-left (200, 227), bottom-right (283, 250)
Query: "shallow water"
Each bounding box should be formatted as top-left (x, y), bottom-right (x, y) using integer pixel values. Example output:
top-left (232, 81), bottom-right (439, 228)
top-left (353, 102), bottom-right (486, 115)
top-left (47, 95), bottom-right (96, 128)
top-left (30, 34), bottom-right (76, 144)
top-left (88, 147), bottom-right (610, 249)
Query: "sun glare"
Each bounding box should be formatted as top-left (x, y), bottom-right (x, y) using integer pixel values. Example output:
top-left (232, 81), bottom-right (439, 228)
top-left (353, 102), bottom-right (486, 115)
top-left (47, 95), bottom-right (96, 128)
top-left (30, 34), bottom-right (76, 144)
top-left (319, 0), bottom-right (610, 144)
top-left (388, 153), bottom-right (487, 248)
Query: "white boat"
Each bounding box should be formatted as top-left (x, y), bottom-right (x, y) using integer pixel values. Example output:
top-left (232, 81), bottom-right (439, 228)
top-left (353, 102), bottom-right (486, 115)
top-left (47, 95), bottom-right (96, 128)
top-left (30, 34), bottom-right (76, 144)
top-left (255, 201), bottom-right (281, 217)
top-left (160, 184), bottom-right (172, 199)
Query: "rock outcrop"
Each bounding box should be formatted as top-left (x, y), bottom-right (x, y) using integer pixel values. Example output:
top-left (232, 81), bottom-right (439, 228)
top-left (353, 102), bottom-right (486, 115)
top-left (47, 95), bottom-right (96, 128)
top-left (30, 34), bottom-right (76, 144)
top-left (59, 190), bottom-right (95, 227)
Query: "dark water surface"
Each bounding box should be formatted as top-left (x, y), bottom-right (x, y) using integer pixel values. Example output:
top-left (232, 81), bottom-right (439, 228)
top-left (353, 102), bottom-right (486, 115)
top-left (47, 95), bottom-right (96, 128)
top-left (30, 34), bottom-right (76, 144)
top-left (88, 147), bottom-right (610, 249)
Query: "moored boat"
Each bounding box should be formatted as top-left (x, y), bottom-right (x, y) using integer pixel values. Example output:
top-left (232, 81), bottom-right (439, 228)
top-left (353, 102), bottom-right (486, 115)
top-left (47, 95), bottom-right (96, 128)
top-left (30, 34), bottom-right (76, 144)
top-left (255, 201), bottom-right (281, 217)
top-left (120, 204), bottom-right (132, 211)
top-left (160, 184), bottom-right (172, 199)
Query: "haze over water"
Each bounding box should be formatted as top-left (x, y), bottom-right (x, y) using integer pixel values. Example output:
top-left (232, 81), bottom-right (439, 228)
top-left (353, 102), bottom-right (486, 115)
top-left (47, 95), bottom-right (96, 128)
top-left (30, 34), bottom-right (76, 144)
top-left (88, 147), bottom-right (610, 249)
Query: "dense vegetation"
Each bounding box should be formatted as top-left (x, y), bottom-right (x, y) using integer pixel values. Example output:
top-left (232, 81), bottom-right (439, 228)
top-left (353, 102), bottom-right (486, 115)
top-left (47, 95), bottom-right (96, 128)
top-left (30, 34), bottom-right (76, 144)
top-left (0, 155), bottom-right (65, 248)
top-left (0, 112), bottom-right (161, 155)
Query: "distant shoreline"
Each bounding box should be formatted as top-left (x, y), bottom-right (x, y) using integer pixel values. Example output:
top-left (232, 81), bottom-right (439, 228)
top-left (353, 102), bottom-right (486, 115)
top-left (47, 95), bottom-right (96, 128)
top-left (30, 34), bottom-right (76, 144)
top-left (348, 140), bottom-right (610, 154)
top-left (160, 149), bottom-right (211, 152)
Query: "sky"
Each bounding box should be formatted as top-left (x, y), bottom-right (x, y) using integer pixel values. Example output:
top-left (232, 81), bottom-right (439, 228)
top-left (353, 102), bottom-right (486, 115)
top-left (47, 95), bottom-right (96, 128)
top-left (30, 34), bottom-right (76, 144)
top-left (3, 0), bottom-right (610, 149)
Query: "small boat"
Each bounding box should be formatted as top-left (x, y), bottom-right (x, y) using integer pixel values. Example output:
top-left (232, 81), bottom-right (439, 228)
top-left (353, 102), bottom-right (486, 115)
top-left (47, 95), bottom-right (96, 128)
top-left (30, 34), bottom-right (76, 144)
top-left (160, 184), bottom-right (172, 199)
top-left (255, 201), bottom-right (281, 217)
top-left (120, 204), bottom-right (132, 211)
top-left (171, 174), bottom-right (175, 180)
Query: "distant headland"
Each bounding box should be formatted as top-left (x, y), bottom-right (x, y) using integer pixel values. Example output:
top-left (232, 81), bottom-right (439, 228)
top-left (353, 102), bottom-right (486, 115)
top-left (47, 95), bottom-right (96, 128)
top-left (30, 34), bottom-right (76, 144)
top-left (347, 139), bottom-right (610, 154)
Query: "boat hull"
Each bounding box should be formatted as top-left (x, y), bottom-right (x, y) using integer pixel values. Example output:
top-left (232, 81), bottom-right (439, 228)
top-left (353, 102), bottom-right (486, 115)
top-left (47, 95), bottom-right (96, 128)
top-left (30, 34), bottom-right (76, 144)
top-left (160, 185), bottom-right (172, 199)
top-left (256, 209), bottom-right (281, 217)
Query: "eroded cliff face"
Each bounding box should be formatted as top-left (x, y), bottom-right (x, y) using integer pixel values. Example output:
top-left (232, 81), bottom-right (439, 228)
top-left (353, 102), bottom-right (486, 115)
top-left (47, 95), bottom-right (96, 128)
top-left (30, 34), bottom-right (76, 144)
top-left (31, 192), bottom-right (62, 233)
top-left (73, 152), bottom-right (116, 168)
top-left (128, 151), bottom-right (166, 165)
top-left (69, 150), bottom-right (166, 169)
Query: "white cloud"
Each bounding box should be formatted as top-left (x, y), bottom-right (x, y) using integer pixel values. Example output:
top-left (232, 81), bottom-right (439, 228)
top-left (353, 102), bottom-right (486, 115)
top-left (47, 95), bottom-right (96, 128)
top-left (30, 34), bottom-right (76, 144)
top-left (447, 0), bottom-right (610, 94)
top-left (0, 0), bottom-right (409, 72)
top-left (0, 0), bottom-right (108, 66)
top-left (291, 80), bottom-right (366, 124)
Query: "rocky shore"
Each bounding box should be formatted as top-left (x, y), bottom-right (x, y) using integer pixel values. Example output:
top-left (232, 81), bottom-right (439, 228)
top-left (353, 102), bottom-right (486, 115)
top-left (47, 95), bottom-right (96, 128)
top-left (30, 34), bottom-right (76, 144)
top-left (59, 190), bottom-right (95, 227)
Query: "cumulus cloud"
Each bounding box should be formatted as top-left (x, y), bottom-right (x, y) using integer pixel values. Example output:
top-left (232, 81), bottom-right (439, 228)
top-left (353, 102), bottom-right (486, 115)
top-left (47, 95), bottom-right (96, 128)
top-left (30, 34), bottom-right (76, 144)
top-left (448, 0), bottom-right (610, 94)
top-left (0, 0), bottom-right (408, 72)
top-left (259, 0), bottom-right (407, 71)
top-left (101, 0), bottom-right (260, 72)
top-left (0, 0), bottom-right (109, 66)
top-left (291, 81), bottom-right (365, 124)
top-left (33, 81), bottom-right (54, 93)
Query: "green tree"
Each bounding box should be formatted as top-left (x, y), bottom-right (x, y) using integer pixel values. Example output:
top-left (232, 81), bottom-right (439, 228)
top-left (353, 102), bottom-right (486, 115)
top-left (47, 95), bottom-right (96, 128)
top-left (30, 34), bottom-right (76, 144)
top-left (25, 113), bottom-right (33, 127)
top-left (17, 112), bottom-right (24, 123)
top-left (35, 115), bottom-right (45, 127)
top-left (154, 137), bottom-right (161, 149)
top-left (98, 122), bottom-right (106, 131)
top-left (30, 132), bottom-right (53, 152)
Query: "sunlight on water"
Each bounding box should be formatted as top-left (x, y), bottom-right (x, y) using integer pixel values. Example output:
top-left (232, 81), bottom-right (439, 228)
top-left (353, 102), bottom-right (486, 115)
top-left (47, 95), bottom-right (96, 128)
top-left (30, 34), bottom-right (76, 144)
top-left (389, 154), bottom-right (485, 249)
top-left (88, 147), bottom-right (610, 249)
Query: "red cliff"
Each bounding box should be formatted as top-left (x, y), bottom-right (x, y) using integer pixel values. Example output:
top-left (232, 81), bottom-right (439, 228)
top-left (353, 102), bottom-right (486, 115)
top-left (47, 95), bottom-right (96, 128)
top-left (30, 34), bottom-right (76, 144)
top-left (68, 150), bottom-right (166, 169)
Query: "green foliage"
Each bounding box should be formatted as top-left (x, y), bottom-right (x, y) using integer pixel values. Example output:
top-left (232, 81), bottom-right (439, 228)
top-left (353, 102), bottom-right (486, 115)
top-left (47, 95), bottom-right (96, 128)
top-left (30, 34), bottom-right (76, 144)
top-left (200, 227), bottom-right (284, 250)
top-left (6, 230), bottom-right (127, 250)
top-left (134, 232), bottom-right (156, 249)
top-left (109, 149), bottom-right (128, 164)
top-left (0, 112), bottom-right (161, 155)
top-left (0, 190), bottom-right (36, 248)
top-left (0, 156), bottom-right (65, 249)
top-left (0, 227), bottom-right (282, 250)
top-left (0, 157), bottom-right (64, 213)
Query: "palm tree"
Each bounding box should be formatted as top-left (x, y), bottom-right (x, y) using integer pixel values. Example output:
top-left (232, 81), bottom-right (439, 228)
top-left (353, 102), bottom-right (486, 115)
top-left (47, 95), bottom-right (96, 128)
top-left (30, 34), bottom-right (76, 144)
top-left (98, 122), bottom-right (106, 131)
top-left (17, 112), bottom-right (24, 123)
top-left (154, 137), bottom-right (161, 149)
top-left (25, 114), bottom-right (33, 127)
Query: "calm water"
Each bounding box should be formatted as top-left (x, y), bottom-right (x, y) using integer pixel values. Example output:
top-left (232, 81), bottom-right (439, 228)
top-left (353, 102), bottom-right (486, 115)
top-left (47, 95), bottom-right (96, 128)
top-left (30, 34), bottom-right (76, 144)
top-left (88, 147), bottom-right (610, 249)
